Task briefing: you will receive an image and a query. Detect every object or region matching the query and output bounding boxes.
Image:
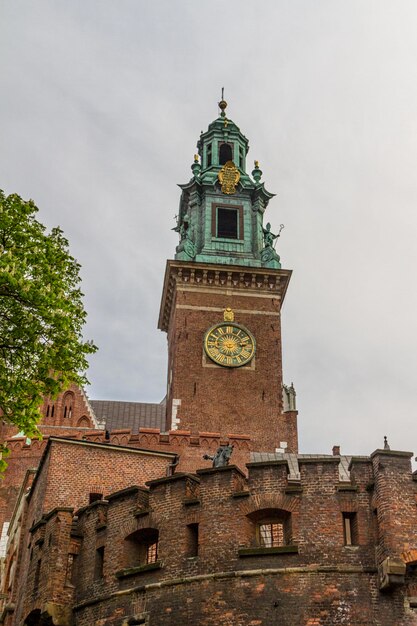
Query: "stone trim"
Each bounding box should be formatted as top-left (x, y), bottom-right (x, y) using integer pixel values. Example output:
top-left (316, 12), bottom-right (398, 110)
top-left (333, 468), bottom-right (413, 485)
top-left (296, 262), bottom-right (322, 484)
top-left (73, 565), bottom-right (378, 611)
top-left (238, 545), bottom-right (299, 556)
top-left (115, 562), bottom-right (162, 579)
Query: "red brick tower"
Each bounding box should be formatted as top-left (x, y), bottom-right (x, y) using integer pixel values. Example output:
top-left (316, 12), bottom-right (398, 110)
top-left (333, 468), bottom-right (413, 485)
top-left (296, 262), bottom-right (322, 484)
top-left (159, 99), bottom-right (297, 453)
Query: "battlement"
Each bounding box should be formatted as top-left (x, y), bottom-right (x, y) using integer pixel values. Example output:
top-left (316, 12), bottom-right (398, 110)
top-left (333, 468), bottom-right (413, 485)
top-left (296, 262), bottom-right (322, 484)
top-left (11, 449), bottom-right (414, 626)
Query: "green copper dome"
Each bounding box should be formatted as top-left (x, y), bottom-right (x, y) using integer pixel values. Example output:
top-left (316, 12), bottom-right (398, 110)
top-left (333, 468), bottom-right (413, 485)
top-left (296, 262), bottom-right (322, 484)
top-left (172, 99), bottom-right (282, 269)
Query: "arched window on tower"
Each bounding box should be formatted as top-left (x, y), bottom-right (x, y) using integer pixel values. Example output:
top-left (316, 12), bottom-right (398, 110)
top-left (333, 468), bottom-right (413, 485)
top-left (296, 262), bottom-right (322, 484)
top-left (248, 508), bottom-right (293, 548)
top-left (124, 528), bottom-right (159, 568)
top-left (62, 392), bottom-right (74, 420)
top-left (219, 143), bottom-right (233, 165)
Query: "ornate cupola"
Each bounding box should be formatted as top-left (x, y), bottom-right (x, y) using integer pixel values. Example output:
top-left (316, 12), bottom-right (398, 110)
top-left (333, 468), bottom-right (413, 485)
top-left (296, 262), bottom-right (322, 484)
top-left (173, 97), bottom-right (282, 269)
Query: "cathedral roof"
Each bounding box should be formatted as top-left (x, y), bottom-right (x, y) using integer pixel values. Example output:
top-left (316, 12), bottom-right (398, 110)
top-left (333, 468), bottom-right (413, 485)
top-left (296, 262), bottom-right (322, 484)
top-left (90, 399), bottom-right (165, 432)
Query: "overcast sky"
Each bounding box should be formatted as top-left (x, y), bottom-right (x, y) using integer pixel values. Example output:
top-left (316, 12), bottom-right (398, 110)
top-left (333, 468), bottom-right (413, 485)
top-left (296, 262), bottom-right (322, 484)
top-left (1, 1), bottom-right (417, 457)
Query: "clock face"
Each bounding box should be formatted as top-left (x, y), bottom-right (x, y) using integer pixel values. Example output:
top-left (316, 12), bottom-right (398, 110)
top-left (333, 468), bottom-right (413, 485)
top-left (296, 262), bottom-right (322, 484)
top-left (204, 323), bottom-right (256, 368)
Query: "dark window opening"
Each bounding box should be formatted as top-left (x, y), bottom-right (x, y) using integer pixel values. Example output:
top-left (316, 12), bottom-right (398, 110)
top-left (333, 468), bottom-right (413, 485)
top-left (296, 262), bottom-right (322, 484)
top-left (89, 492), bottom-right (103, 504)
top-left (46, 405), bottom-right (50, 417)
top-left (372, 509), bottom-right (379, 544)
top-left (64, 406), bottom-right (67, 418)
top-left (70, 553), bottom-right (78, 585)
top-left (217, 208), bottom-right (238, 239)
top-left (124, 528), bottom-right (159, 568)
top-left (186, 523), bottom-right (199, 557)
top-left (34, 559), bottom-right (41, 591)
top-left (239, 146), bottom-right (244, 169)
top-left (343, 512), bottom-right (358, 546)
top-left (51, 405), bottom-right (54, 417)
top-left (219, 143), bottom-right (233, 165)
top-left (207, 143), bottom-right (212, 167)
top-left (94, 546), bottom-right (104, 579)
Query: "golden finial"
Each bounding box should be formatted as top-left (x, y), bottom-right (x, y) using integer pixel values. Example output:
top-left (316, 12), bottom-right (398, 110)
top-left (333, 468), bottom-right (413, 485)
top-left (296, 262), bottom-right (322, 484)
top-left (194, 154), bottom-right (199, 162)
top-left (223, 307), bottom-right (234, 322)
top-left (254, 160), bottom-right (259, 168)
top-left (218, 87), bottom-right (227, 117)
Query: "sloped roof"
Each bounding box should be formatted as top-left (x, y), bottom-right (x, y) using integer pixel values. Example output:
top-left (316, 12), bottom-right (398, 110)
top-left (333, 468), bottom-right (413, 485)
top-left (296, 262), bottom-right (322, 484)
top-left (90, 400), bottom-right (166, 433)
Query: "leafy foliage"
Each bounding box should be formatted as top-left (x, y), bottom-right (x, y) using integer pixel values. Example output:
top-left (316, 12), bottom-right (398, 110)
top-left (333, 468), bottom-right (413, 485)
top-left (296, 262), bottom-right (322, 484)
top-left (0, 191), bottom-right (97, 471)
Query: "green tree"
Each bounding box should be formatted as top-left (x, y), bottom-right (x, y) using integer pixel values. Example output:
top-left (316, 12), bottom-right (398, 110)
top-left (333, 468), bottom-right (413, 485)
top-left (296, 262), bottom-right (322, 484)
top-left (0, 191), bottom-right (97, 470)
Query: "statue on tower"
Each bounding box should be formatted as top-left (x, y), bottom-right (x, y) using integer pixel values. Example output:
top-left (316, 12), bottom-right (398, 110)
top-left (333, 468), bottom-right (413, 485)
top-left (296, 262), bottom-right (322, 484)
top-left (260, 223), bottom-right (284, 269)
top-left (173, 214), bottom-right (196, 260)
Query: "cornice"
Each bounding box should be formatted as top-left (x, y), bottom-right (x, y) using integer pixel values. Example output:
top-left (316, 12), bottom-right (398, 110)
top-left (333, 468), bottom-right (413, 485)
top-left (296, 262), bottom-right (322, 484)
top-left (158, 260), bottom-right (292, 332)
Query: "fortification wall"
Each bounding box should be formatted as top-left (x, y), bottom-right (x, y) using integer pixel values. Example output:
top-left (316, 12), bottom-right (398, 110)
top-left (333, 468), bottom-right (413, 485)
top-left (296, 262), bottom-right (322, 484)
top-left (67, 451), bottom-right (417, 626)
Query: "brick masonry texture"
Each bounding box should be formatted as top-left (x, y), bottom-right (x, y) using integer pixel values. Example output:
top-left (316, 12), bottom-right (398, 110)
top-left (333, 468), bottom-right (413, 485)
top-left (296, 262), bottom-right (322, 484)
top-left (68, 456), bottom-right (417, 625)
top-left (162, 263), bottom-right (298, 453)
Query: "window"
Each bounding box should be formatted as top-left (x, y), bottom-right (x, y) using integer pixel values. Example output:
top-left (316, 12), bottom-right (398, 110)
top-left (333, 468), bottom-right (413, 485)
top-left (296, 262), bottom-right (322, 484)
top-left (217, 208), bottom-right (238, 239)
top-left (186, 523), bottom-right (199, 557)
top-left (146, 541), bottom-right (158, 564)
top-left (248, 509), bottom-right (292, 548)
top-left (259, 522), bottom-right (284, 548)
top-left (124, 528), bottom-right (159, 568)
top-left (219, 142), bottom-right (233, 165)
top-left (62, 392), bottom-right (74, 420)
top-left (207, 143), bottom-right (212, 167)
top-left (89, 492), bottom-right (103, 504)
top-left (94, 546), bottom-right (104, 579)
top-left (34, 559), bottom-right (41, 591)
top-left (239, 146), bottom-right (244, 169)
top-left (372, 509), bottom-right (379, 544)
top-left (343, 512), bottom-right (358, 546)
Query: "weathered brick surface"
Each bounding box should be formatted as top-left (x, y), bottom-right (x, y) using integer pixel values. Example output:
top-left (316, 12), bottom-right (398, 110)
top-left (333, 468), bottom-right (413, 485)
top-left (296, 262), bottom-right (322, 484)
top-left (68, 455), bottom-right (417, 626)
top-left (162, 263), bottom-right (298, 453)
top-left (6, 438), bottom-right (175, 626)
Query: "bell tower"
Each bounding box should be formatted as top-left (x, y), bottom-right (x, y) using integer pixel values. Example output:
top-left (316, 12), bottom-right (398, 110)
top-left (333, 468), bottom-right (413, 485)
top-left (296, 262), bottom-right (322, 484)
top-left (158, 98), bottom-right (297, 453)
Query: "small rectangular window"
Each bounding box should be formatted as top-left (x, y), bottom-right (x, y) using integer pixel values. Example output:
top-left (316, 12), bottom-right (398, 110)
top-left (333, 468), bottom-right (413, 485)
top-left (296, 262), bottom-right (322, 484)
top-left (343, 512), bottom-right (358, 546)
top-left (89, 493), bottom-right (103, 504)
top-left (146, 541), bottom-right (158, 564)
top-left (259, 522), bottom-right (284, 548)
top-left (207, 143), bottom-right (212, 167)
top-left (94, 546), bottom-right (104, 579)
top-left (217, 208), bottom-right (238, 239)
top-left (239, 146), bottom-right (244, 169)
top-left (186, 523), bottom-right (199, 557)
top-left (34, 559), bottom-right (41, 591)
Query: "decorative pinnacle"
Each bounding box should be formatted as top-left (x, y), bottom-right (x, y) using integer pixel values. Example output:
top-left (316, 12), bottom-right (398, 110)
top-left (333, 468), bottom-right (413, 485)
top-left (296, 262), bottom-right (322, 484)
top-left (191, 154), bottom-right (201, 179)
top-left (218, 87), bottom-right (227, 118)
top-left (252, 160), bottom-right (262, 183)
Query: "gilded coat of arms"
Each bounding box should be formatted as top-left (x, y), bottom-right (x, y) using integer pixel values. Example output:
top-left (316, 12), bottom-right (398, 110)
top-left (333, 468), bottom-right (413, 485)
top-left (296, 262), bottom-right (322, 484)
top-left (218, 160), bottom-right (240, 195)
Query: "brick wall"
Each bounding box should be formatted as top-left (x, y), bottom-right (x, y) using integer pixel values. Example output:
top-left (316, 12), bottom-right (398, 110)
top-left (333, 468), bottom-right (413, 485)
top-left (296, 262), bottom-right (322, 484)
top-left (162, 263), bottom-right (298, 453)
top-left (71, 452), bottom-right (417, 626)
top-left (7, 438), bottom-right (176, 626)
